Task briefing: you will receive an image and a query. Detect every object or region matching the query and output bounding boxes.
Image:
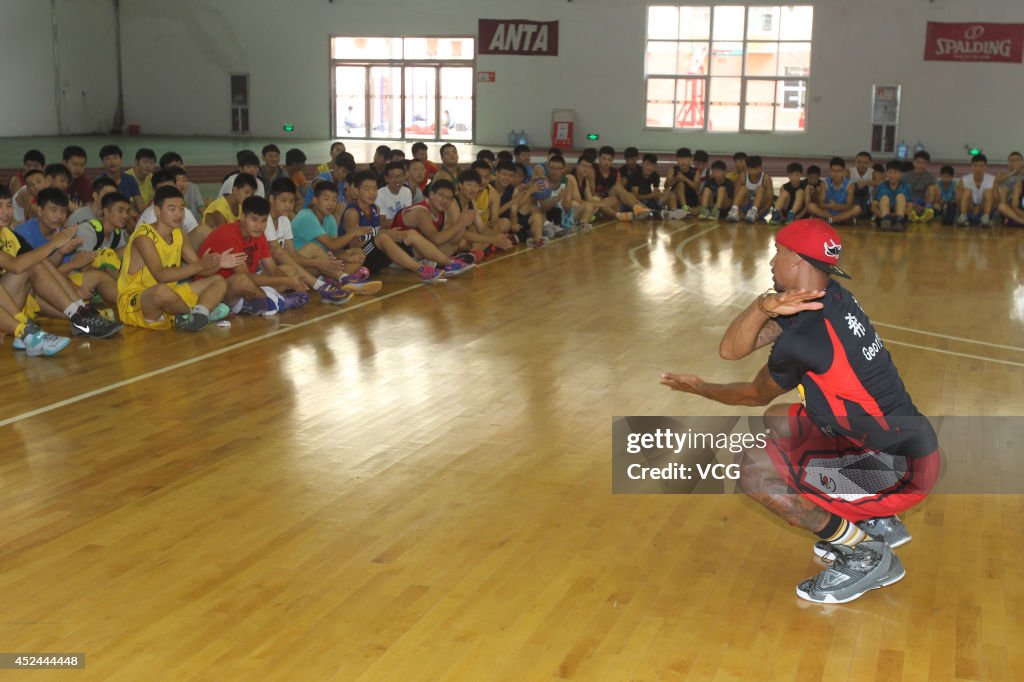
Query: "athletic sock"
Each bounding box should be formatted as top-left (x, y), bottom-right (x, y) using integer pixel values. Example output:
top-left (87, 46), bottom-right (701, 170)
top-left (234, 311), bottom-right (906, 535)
top-left (192, 304), bottom-right (210, 317)
top-left (64, 299), bottom-right (85, 317)
top-left (312, 276), bottom-right (326, 291)
top-left (817, 515), bottom-right (868, 547)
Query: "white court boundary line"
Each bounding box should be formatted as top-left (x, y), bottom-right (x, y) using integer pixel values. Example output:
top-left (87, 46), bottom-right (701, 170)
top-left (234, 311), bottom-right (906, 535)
top-left (630, 220), bottom-right (1024, 362)
top-left (1, 217), bottom-right (622, 430)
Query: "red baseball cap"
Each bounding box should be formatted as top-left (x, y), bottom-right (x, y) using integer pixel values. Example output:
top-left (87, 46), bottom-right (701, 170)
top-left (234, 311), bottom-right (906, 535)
top-left (775, 219), bottom-right (851, 279)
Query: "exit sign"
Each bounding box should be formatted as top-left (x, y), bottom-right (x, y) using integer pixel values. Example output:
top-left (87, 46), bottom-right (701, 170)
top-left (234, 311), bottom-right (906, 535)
top-left (478, 71), bottom-right (496, 83)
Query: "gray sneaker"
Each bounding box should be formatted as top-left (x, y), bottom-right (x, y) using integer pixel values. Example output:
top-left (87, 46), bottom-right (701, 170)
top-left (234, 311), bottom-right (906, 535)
top-left (814, 516), bottom-right (911, 562)
top-left (797, 540), bottom-right (905, 604)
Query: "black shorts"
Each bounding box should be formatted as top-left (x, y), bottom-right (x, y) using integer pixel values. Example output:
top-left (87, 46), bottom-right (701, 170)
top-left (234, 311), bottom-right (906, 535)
top-left (517, 212), bottom-right (532, 231)
top-left (363, 245), bottom-right (392, 274)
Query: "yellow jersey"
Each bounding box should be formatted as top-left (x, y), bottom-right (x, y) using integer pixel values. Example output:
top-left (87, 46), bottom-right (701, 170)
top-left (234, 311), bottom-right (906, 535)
top-left (118, 223), bottom-right (184, 294)
top-left (0, 226), bottom-right (21, 261)
top-left (202, 196), bottom-right (239, 225)
top-left (475, 185), bottom-right (491, 225)
top-left (127, 169), bottom-right (154, 204)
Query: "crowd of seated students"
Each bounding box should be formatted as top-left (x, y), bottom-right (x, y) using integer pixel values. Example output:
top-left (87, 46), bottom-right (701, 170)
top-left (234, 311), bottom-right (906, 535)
top-left (2, 140), bottom-right (1021, 358)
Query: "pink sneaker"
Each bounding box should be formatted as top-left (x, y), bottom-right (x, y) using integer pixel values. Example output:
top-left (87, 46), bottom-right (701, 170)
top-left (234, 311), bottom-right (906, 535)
top-left (342, 267), bottom-right (370, 284)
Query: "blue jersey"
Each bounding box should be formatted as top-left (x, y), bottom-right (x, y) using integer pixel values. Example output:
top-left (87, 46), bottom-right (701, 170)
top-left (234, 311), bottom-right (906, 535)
top-left (342, 201), bottom-right (380, 255)
top-left (825, 177), bottom-right (851, 205)
top-left (874, 182), bottom-right (911, 204)
top-left (937, 179), bottom-right (956, 203)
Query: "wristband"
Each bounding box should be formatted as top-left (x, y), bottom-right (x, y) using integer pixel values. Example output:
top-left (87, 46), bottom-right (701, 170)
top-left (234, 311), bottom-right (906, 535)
top-left (758, 290), bottom-right (779, 318)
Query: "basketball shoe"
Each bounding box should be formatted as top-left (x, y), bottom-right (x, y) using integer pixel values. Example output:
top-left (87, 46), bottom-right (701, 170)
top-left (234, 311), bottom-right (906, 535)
top-left (797, 540), bottom-right (905, 604)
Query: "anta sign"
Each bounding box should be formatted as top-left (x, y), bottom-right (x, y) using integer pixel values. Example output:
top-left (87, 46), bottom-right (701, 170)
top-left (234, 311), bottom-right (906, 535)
top-left (479, 19), bottom-right (559, 56)
top-left (924, 22), bottom-right (1024, 63)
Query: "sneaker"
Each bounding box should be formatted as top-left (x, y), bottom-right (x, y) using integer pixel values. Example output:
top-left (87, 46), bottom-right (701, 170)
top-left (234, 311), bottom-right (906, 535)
top-left (239, 297), bottom-right (269, 315)
top-left (279, 291), bottom-right (310, 311)
top-left (813, 516), bottom-right (911, 562)
top-left (453, 252), bottom-right (476, 266)
top-left (956, 213), bottom-right (969, 227)
top-left (893, 217), bottom-right (907, 231)
top-left (319, 284), bottom-right (353, 304)
top-left (174, 312), bottom-right (209, 332)
top-left (418, 264), bottom-right (443, 282)
top-left (341, 267), bottom-right (370, 284)
top-left (786, 211), bottom-right (796, 223)
top-left (69, 307), bottom-right (123, 339)
top-left (726, 206), bottom-right (741, 222)
top-left (908, 206), bottom-right (921, 223)
top-left (12, 336), bottom-right (25, 350)
top-left (880, 217), bottom-right (893, 231)
top-left (698, 207), bottom-right (709, 220)
top-left (507, 232), bottom-right (520, 246)
top-left (744, 207), bottom-right (759, 223)
top-left (797, 540), bottom-right (905, 604)
top-left (709, 207), bottom-right (720, 221)
top-left (542, 222), bottom-right (557, 239)
top-left (615, 212), bottom-right (634, 222)
top-left (921, 207), bottom-right (935, 222)
top-left (526, 236), bottom-right (548, 249)
top-left (980, 213), bottom-right (992, 227)
top-left (443, 259), bottom-right (474, 276)
top-left (633, 204), bottom-right (650, 217)
top-left (22, 328), bottom-right (71, 357)
top-left (341, 280), bottom-right (382, 296)
top-left (769, 209), bottom-right (783, 225)
top-left (209, 303), bottom-right (230, 322)
top-left (469, 248), bottom-right (486, 262)
top-left (562, 208), bottom-right (577, 229)
top-left (579, 222), bottom-right (593, 234)
top-left (668, 208), bottom-right (689, 220)
top-left (660, 208), bottom-right (671, 220)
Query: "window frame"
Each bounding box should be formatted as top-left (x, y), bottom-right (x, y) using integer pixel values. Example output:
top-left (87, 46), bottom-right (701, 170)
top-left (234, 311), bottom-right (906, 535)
top-left (642, 5), bottom-right (812, 134)
top-left (328, 35), bottom-right (477, 142)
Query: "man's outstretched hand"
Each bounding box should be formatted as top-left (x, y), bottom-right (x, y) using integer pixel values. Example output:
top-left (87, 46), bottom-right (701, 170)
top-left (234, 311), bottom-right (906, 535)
top-left (659, 372), bottom-right (706, 396)
top-left (762, 289), bottom-right (825, 317)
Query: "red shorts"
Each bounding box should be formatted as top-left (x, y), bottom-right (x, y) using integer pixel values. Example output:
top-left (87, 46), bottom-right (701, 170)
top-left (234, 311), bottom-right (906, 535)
top-left (764, 404), bottom-right (940, 523)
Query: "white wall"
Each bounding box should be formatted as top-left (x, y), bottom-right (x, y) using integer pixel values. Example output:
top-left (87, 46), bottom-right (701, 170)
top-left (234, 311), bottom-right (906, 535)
top-left (0, 0), bottom-right (119, 137)
top-left (6, 0), bottom-right (1024, 160)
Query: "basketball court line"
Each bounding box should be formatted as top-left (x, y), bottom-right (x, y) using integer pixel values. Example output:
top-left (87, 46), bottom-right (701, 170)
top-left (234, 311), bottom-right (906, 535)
top-left (0, 218), bottom-right (618, 430)
top-left (633, 220), bottom-right (1024, 359)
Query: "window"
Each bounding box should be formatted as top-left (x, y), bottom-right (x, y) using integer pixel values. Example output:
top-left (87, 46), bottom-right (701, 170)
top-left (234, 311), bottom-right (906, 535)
top-left (644, 5), bottom-right (812, 132)
top-left (330, 37), bottom-right (475, 141)
top-left (230, 74), bottom-right (249, 134)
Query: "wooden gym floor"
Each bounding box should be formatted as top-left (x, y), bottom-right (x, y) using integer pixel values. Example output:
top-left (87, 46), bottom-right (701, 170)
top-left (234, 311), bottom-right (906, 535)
top-left (1, 218), bottom-right (1023, 681)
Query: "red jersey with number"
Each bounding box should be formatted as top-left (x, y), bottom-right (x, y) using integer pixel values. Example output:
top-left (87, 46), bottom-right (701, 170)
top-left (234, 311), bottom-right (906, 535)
top-left (391, 201), bottom-right (445, 232)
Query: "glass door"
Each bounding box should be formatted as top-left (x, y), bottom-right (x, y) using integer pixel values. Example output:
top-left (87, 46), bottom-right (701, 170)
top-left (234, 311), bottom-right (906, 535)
top-left (368, 66), bottom-right (401, 138)
top-left (403, 67), bottom-right (437, 139)
top-left (334, 66), bottom-right (366, 138)
top-left (439, 67), bottom-right (473, 140)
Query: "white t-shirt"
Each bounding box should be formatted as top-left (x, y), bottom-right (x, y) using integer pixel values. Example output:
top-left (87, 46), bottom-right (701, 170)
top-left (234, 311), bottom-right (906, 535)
top-left (375, 185), bottom-right (413, 220)
top-left (265, 214), bottom-right (294, 246)
top-left (135, 204), bottom-right (199, 233)
top-left (12, 186), bottom-right (28, 223)
top-left (849, 166), bottom-right (874, 185)
top-left (962, 173), bottom-right (995, 205)
top-left (219, 174), bottom-right (266, 198)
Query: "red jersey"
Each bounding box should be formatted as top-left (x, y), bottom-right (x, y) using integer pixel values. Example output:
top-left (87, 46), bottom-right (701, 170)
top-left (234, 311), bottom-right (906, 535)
top-left (198, 221), bottom-right (271, 278)
top-left (391, 201), bottom-right (445, 232)
top-left (421, 160), bottom-right (441, 190)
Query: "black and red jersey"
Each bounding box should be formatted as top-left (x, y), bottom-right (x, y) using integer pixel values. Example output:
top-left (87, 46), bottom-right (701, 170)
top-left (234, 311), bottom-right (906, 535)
top-left (594, 167), bottom-right (618, 198)
top-left (768, 280), bottom-right (935, 457)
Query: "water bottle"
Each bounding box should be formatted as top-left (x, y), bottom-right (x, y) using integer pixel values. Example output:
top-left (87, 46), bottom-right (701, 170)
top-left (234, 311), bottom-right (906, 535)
top-left (914, 140), bottom-right (925, 154)
top-left (518, 130), bottom-right (528, 145)
top-left (896, 139), bottom-right (908, 160)
top-left (507, 130), bottom-right (517, 146)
